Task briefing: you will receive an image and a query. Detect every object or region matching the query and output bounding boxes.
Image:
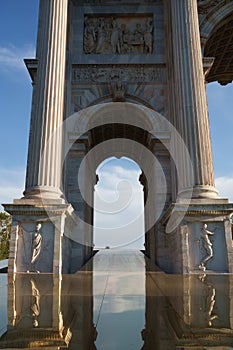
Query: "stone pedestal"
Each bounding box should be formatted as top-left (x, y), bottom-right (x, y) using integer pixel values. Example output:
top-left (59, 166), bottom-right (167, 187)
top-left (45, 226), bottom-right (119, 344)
top-left (160, 201), bottom-right (233, 274)
top-left (4, 202), bottom-right (91, 276)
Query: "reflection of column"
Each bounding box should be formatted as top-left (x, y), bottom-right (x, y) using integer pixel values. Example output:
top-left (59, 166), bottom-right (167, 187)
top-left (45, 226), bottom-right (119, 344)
top-left (53, 216), bottom-right (66, 275)
top-left (8, 221), bottom-right (20, 277)
top-left (24, 0), bottom-right (68, 201)
top-left (139, 172), bottom-right (148, 254)
top-left (168, 0), bottom-right (218, 198)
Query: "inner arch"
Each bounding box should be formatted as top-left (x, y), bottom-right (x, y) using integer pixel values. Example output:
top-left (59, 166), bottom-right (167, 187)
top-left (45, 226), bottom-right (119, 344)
top-left (93, 156), bottom-right (145, 250)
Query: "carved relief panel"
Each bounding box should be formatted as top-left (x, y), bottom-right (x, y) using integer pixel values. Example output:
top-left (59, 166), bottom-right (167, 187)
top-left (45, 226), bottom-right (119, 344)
top-left (83, 14), bottom-right (154, 54)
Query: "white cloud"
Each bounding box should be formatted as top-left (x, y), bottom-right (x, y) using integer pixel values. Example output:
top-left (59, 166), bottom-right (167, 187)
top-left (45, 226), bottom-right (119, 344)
top-left (0, 44), bottom-right (35, 72)
top-left (215, 177), bottom-right (233, 202)
top-left (94, 159), bottom-right (145, 248)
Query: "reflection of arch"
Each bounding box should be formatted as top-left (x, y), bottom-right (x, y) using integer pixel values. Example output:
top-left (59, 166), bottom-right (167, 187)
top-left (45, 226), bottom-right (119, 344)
top-left (199, 3), bottom-right (233, 85)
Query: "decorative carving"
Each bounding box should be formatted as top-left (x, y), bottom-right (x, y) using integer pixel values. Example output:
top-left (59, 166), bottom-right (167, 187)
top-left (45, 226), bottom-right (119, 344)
top-left (83, 15), bottom-right (154, 54)
top-left (30, 279), bottom-right (40, 328)
top-left (31, 223), bottom-right (43, 265)
top-left (74, 0), bottom-right (157, 3)
top-left (199, 274), bottom-right (218, 327)
top-left (112, 81), bottom-right (126, 101)
top-left (72, 65), bottom-right (166, 84)
top-left (199, 224), bottom-right (215, 271)
top-left (23, 222), bottom-right (43, 273)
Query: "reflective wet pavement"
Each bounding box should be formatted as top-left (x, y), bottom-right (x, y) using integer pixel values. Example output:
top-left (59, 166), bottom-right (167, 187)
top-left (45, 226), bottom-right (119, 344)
top-left (1, 250), bottom-right (233, 349)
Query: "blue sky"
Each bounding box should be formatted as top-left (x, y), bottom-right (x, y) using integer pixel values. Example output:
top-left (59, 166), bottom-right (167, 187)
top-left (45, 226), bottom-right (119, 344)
top-left (0, 1), bottom-right (233, 248)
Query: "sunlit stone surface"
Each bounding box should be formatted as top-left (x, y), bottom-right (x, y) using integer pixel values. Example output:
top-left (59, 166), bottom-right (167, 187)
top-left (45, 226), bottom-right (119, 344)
top-left (1, 250), bottom-right (233, 349)
top-left (4, 0), bottom-right (233, 278)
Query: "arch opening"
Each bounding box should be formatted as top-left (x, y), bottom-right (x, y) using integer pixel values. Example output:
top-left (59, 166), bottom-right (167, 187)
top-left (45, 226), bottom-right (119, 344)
top-left (93, 156), bottom-right (145, 250)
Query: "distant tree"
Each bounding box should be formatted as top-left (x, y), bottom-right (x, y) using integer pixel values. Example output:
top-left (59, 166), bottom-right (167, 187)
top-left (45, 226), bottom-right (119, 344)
top-left (0, 212), bottom-right (11, 260)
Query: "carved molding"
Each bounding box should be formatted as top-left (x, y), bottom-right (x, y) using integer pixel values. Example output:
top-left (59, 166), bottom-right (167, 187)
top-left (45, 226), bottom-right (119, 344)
top-left (72, 0), bottom-right (158, 5)
top-left (72, 64), bottom-right (166, 83)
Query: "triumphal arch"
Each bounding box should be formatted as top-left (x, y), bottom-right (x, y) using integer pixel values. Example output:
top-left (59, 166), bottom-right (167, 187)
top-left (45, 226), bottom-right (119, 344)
top-left (4, 0), bottom-right (233, 274)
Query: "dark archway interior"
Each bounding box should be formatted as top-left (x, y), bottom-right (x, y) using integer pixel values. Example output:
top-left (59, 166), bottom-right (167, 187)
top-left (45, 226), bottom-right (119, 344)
top-left (205, 13), bottom-right (233, 85)
top-left (89, 123), bottom-right (152, 148)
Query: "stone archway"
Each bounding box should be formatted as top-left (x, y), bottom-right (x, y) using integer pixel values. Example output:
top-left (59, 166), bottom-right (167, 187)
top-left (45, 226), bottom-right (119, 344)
top-left (199, 1), bottom-right (233, 85)
top-left (64, 102), bottom-right (173, 270)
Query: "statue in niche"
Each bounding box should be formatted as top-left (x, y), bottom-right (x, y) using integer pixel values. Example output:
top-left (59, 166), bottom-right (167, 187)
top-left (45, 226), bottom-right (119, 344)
top-left (27, 222), bottom-right (43, 273)
top-left (199, 224), bottom-right (215, 271)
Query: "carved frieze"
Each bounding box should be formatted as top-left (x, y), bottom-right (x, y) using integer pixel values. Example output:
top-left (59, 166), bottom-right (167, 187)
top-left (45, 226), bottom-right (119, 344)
top-left (83, 15), bottom-right (154, 54)
top-left (72, 65), bottom-right (166, 83)
top-left (73, 0), bottom-right (158, 3)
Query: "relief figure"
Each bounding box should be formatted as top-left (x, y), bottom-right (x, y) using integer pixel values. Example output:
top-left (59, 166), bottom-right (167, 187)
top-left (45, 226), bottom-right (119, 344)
top-left (199, 224), bottom-right (215, 271)
top-left (83, 15), bottom-right (154, 55)
top-left (110, 18), bottom-right (121, 54)
top-left (27, 222), bottom-right (43, 272)
top-left (144, 18), bottom-right (153, 53)
top-left (84, 17), bottom-right (96, 53)
top-left (96, 17), bottom-right (107, 53)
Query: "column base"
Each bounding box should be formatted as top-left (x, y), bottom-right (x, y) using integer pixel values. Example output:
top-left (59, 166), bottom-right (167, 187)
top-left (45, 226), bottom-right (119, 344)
top-left (178, 185), bottom-right (220, 200)
top-left (23, 185), bottom-right (65, 204)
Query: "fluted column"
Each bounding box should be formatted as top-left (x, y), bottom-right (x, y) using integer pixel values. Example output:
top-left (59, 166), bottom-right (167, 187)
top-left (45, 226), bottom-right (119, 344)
top-left (168, 0), bottom-right (218, 198)
top-left (24, 0), bottom-right (68, 200)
